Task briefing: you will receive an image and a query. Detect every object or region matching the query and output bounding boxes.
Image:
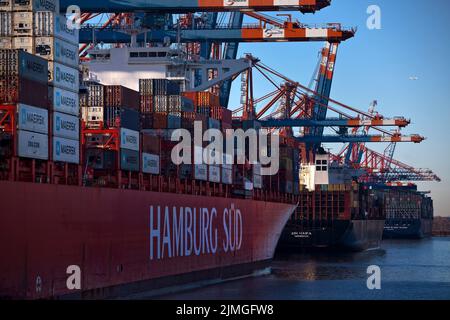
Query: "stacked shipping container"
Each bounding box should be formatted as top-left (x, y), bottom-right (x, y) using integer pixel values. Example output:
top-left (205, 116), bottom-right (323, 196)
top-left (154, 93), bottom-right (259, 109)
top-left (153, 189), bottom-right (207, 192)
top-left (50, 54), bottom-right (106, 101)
top-left (0, 50), bottom-right (49, 159)
top-left (0, 1), bottom-right (81, 165)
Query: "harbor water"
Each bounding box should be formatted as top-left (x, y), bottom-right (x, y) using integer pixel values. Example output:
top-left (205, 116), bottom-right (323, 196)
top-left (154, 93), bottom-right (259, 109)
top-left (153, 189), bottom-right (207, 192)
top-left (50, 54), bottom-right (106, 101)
top-left (156, 237), bottom-right (450, 300)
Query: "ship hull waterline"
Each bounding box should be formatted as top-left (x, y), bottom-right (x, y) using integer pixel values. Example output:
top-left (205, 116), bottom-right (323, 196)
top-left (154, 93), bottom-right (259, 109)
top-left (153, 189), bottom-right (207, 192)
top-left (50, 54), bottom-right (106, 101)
top-left (0, 181), bottom-right (296, 299)
top-left (383, 218), bottom-right (433, 239)
top-left (278, 219), bottom-right (385, 252)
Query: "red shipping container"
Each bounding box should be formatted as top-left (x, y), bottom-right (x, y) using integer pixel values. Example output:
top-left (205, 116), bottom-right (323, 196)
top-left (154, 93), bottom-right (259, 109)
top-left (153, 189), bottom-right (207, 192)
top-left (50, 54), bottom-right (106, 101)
top-left (0, 76), bottom-right (48, 109)
top-left (182, 91), bottom-right (220, 107)
top-left (104, 85), bottom-right (140, 110)
top-left (152, 112), bottom-right (168, 129)
top-left (142, 133), bottom-right (161, 154)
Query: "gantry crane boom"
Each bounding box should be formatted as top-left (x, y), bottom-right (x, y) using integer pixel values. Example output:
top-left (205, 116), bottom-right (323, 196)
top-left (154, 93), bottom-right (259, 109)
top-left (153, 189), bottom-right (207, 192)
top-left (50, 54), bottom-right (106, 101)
top-left (259, 117), bottom-right (410, 128)
top-left (60, 0), bottom-right (331, 13)
top-left (78, 23), bottom-right (355, 44)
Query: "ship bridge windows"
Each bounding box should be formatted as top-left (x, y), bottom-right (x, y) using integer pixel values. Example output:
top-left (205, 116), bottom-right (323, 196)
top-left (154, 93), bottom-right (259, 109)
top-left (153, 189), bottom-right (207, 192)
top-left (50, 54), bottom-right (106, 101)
top-left (129, 51), bottom-right (167, 58)
top-left (316, 159), bottom-right (328, 172)
top-left (90, 53), bottom-right (111, 61)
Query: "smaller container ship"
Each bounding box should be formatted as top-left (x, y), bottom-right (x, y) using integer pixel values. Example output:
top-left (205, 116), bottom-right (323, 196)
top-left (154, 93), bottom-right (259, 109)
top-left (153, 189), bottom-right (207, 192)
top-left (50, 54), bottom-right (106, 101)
top-left (382, 185), bottom-right (434, 239)
top-left (277, 153), bottom-right (385, 252)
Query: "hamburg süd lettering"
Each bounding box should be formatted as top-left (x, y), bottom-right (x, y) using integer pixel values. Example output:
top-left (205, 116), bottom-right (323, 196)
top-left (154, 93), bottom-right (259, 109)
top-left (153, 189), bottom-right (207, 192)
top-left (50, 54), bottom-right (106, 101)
top-left (149, 204), bottom-right (242, 260)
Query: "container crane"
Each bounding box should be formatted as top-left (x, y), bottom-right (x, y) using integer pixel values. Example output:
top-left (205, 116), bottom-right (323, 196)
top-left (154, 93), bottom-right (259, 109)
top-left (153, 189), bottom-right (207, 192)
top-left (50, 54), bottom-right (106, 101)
top-left (230, 56), bottom-right (424, 144)
top-left (78, 19), bottom-right (355, 44)
top-left (60, 0), bottom-right (331, 13)
top-left (333, 145), bottom-right (441, 183)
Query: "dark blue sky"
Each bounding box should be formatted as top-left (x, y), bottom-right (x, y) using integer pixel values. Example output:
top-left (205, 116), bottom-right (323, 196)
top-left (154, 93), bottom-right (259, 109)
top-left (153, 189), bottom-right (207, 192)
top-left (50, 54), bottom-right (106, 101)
top-left (229, 0), bottom-right (450, 216)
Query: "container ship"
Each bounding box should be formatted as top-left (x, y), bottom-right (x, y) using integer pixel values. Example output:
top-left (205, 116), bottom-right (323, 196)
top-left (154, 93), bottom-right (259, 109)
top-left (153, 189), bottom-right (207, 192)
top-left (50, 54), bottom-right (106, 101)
top-left (382, 185), bottom-right (434, 239)
top-left (0, 0), bottom-right (437, 299)
top-left (0, 42), bottom-right (302, 298)
top-left (277, 153), bottom-right (385, 252)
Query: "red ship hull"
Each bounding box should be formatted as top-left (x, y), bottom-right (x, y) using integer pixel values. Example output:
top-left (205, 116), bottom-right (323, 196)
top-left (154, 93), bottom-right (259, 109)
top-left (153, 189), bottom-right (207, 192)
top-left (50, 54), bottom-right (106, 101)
top-left (0, 181), bottom-right (295, 299)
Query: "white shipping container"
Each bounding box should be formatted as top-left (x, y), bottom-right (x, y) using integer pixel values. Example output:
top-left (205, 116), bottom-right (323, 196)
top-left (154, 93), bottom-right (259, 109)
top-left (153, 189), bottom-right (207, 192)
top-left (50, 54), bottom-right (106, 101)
top-left (53, 112), bottom-right (79, 140)
top-left (13, 12), bottom-right (33, 36)
top-left (0, 1), bottom-right (12, 12)
top-left (221, 167), bottom-right (232, 185)
top-left (209, 165), bottom-right (221, 183)
top-left (120, 128), bottom-right (140, 151)
top-left (53, 136), bottom-right (80, 164)
top-left (35, 37), bottom-right (79, 67)
top-left (0, 37), bottom-right (11, 49)
top-left (0, 12), bottom-right (12, 36)
top-left (82, 107), bottom-right (103, 123)
top-left (142, 153), bottom-right (160, 175)
top-left (34, 12), bottom-right (79, 45)
top-left (194, 164), bottom-right (208, 181)
top-left (12, 36), bottom-right (34, 53)
top-left (13, 0), bottom-right (59, 12)
top-left (49, 62), bottom-right (80, 93)
top-left (17, 130), bottom-right (48, 160)
top-left (17, 104), bottom-right (48, 134)
top-left (51, 87), bottom-right (80, 116)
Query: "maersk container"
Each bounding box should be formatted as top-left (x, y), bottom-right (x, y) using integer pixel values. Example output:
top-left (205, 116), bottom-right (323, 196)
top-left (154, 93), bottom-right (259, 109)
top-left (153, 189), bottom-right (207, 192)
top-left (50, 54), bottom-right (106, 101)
top-left (53, 136), bottom-right (80, 164)
top-left (53, 112), bottom-right (79, 140)
top-left (34, 12), bottom-right (79, 45)
top-left (222, 167), bottom-right (232, 185)
top-left (120, 128), bottom-right (140, 152)
top-left (178, 164), bottom-right (192, 180)
top-left (12, 11), bottom-right (33, 36)
top-left (35, 37), bottom-right (79, 68)
top-left (142, 153), bottom-right (160, 175)
top-left (49, 62), bottom-right (79, 93)
top-left (49, 86), bottom-right (79, 116)
top-left (17, 130), bottom-right (48, 160)
top-left (120, 149), bottom-right (139, 172)
top-left (0, 12), bottom-right (12, 36)
top-left (17, 104), bottom-right (48, 134)
top-left (13, 0), bottom-right (59, 12)
top-left (104, 107), bottom-right (139, 131)
top-left (253, 174), bottom-right (263, 189)
top-left (194, 164), bottom-right (208, 181)
top-left (209, 165), bottom-right (221, 183)
top-left (11, 36), bottom-right (33, 53)
top-left (0, 49), bottom-right (48, 84)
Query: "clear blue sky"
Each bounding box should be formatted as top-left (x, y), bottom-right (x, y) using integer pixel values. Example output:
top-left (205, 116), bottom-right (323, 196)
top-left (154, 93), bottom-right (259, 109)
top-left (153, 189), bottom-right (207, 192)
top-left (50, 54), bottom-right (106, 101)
top-left (228, 0), bottom-right (450, 216)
